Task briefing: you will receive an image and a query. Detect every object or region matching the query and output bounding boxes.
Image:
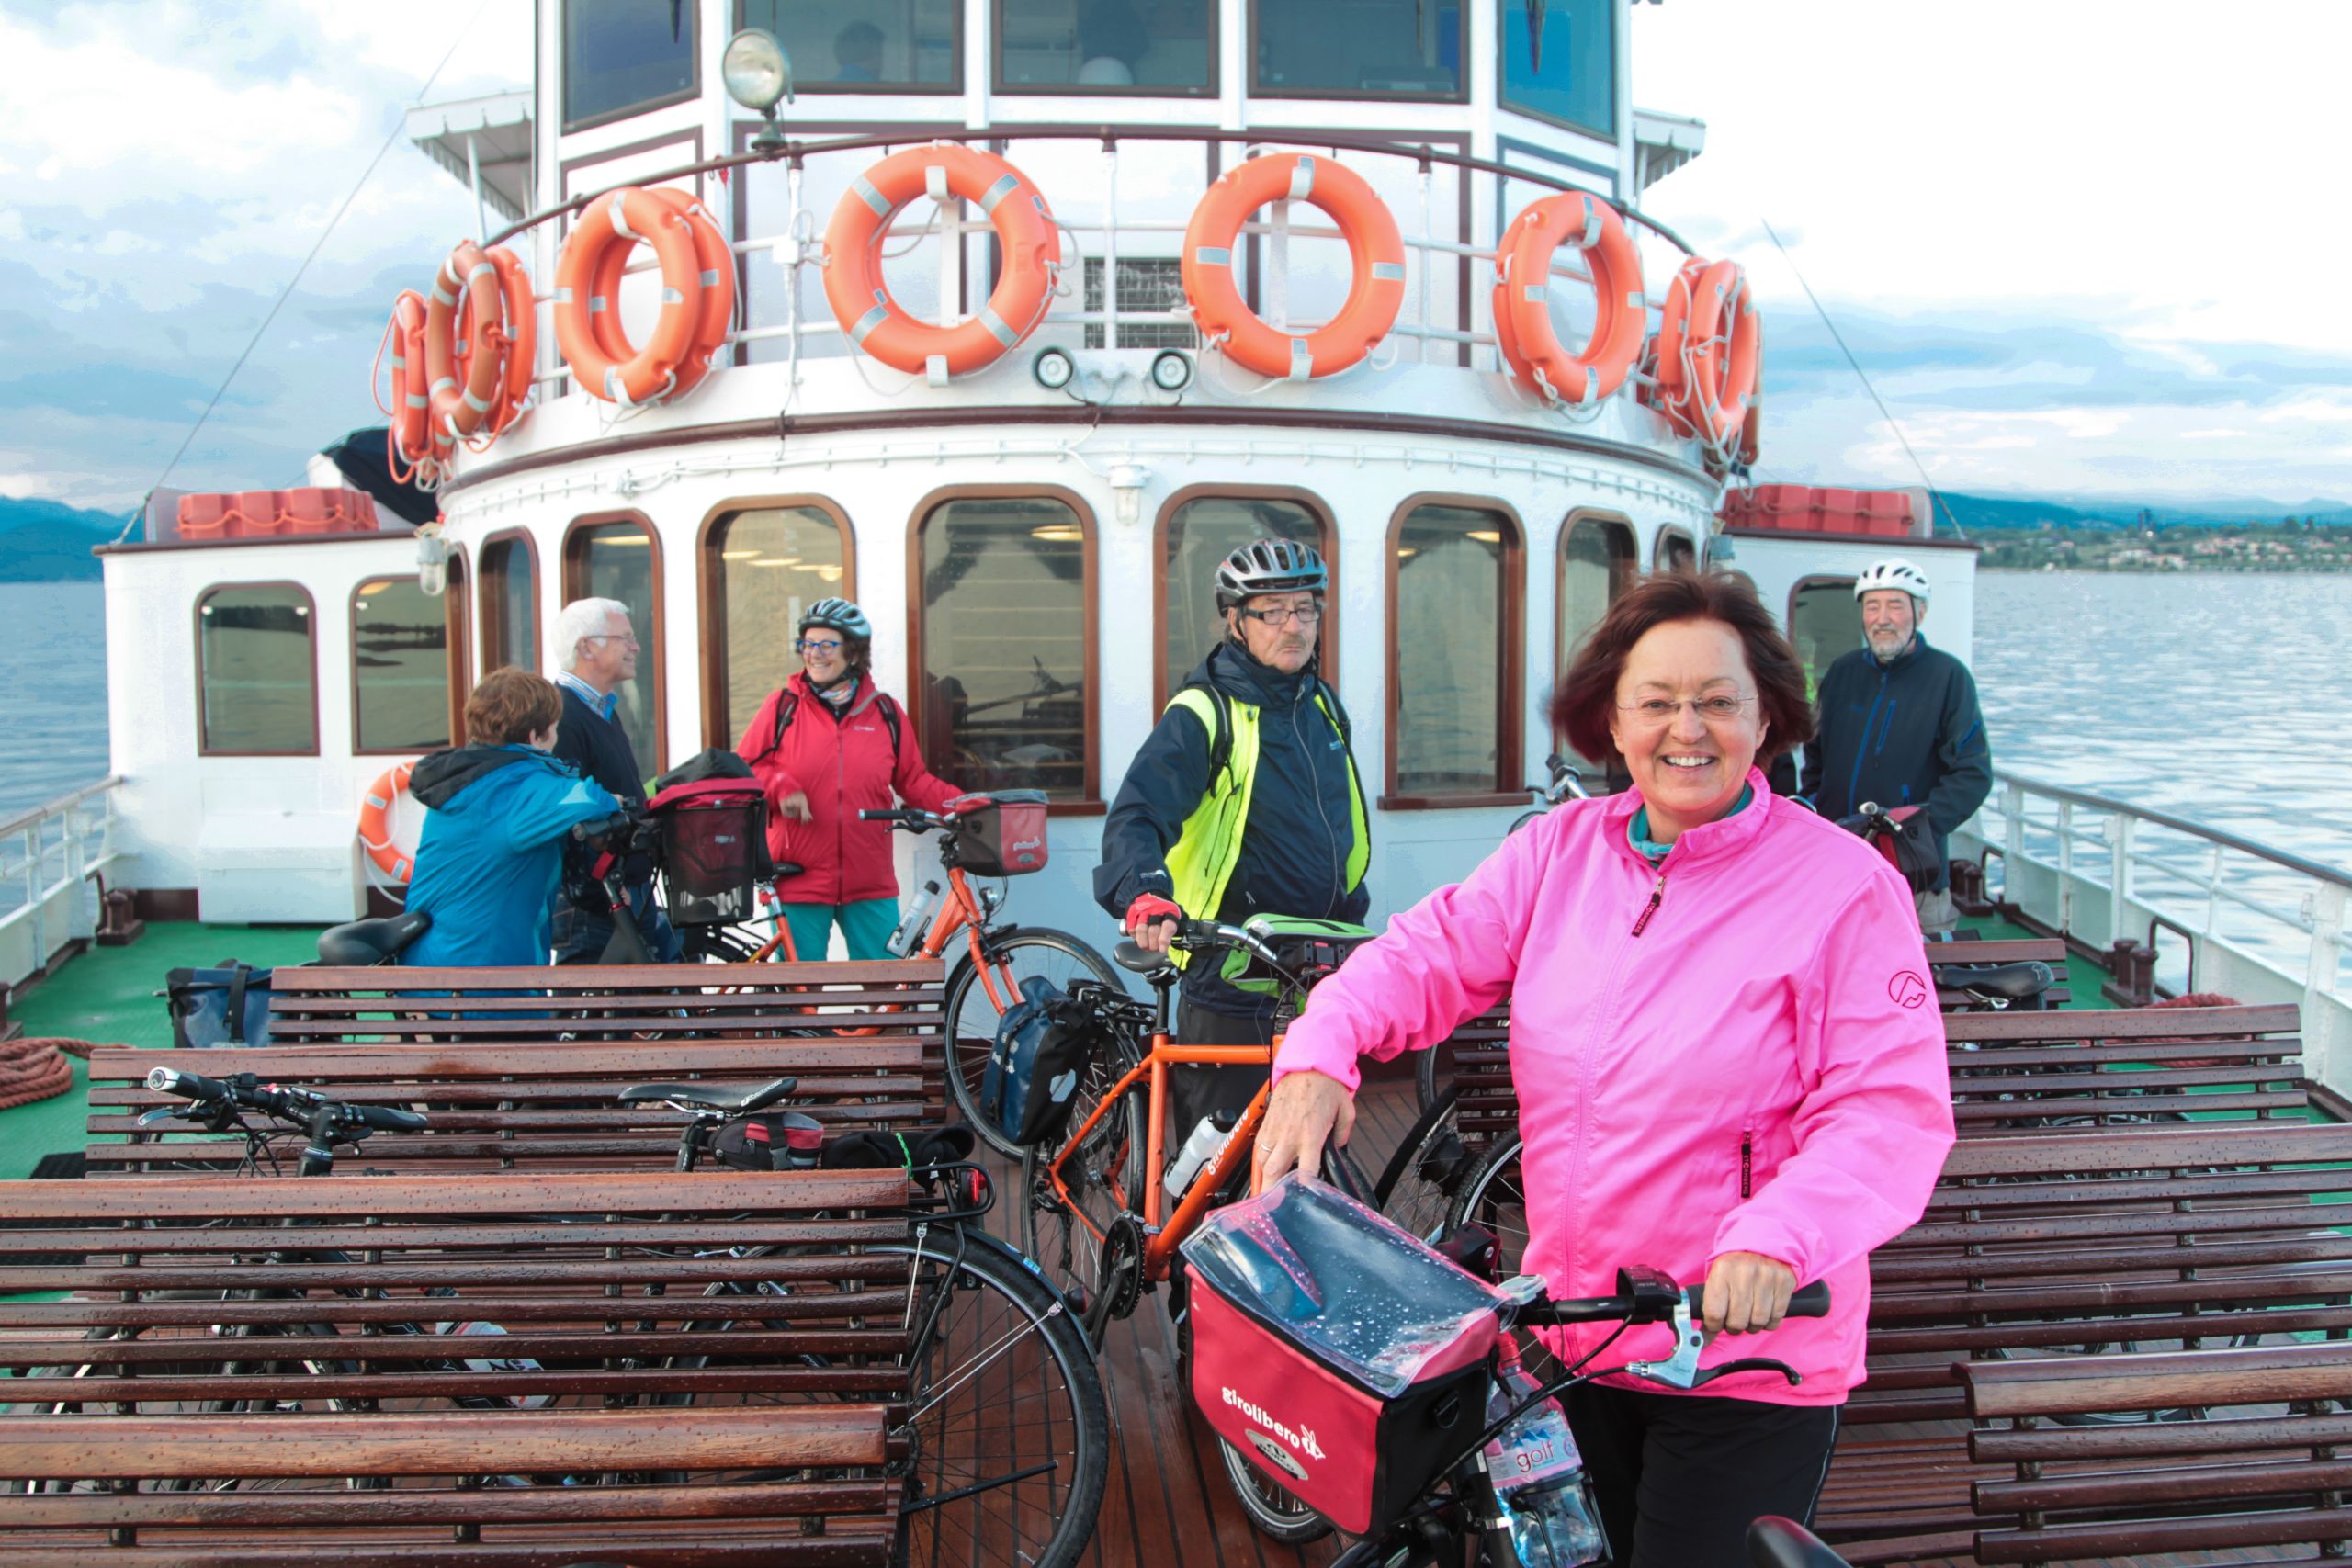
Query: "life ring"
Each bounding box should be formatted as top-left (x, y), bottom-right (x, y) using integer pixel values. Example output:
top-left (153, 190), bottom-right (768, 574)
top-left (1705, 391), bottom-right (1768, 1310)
top-left (358, 762), bottom-right (418, 883)
top-left (554, 186), bottom-right (714, 406)
top-left (425, 242), bottom-right (508, 446)
top-left (584, 187), bottom-right (733, 399)
top-left (1655, 256), bottom-right (1760, 446)
top-left (485, 245), bottom-right (537, 436)
top-left (822, 144), bottom-right (1060, 380)
top-left (1491, 191), bottom-right (1645, 405)
top-left (383, 290), bottom-right (433, 479)
top-left (1182, 152), bottom-right (1406, 380)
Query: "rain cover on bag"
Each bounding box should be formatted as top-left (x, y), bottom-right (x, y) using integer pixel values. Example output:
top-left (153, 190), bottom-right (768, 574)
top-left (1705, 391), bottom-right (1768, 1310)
top-left (1181, 1175), bottom-right (1509, 1534)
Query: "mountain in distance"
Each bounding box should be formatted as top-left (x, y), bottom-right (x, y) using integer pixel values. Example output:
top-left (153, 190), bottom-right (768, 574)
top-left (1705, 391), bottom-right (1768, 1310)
top-left (0, 498), bottom-right (126, 581)
top-left (1936, 491), bottom-right (2352, 533)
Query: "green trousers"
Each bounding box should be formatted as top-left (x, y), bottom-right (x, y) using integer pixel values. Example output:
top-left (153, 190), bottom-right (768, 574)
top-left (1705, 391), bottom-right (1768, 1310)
top-left (779, 897), bottom-right (900, 962)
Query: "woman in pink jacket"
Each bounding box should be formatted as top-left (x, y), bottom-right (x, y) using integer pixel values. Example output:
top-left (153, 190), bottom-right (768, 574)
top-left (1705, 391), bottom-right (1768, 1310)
top-left (1255, 570), bottom-right (1953, 1564)
top-left (736, 598), bottom-right (963, 960)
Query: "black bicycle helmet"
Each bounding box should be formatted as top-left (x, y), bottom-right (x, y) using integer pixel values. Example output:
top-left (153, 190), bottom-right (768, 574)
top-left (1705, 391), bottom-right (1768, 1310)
top-left (797, 597), bottom-right (872, 641)
top-left (1214, 538), bottom-right (1328, 612)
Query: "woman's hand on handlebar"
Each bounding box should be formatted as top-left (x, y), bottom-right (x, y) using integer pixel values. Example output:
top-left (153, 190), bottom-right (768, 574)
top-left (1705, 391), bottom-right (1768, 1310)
top-left (1702, 1250), bottom-right (1798, 1336)
top-left (1250, 1070), bottom-right (1355, 1193)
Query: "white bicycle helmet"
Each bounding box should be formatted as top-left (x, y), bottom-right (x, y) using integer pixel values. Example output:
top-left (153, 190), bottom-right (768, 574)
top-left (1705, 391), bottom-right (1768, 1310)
top-left (1852, 559), bottom-right (1930, 613)
top-left (1215, 538), bottom-right (1328, 612)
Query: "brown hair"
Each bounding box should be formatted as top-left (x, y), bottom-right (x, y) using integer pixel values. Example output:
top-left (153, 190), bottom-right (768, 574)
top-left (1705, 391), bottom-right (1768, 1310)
top-left (467, 666), bottom-right (563, 747)
top-left (1551, 570), bottom-right (1815, 764)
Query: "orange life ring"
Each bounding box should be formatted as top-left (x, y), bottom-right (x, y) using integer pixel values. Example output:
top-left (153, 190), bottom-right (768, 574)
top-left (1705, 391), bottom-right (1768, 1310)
top-left (384, 290), bottom-right (433, 479)
top-left (1491, 191), bottom-right (1646, 405)
top-left (358, 762), bottom-right (417, 883)
top-left (426, 242), bottom-right (507, 446)
top-left (1182, 152), bottom-right (1405, 381)
top-left (485, 245), bottom-right (537, 437)
top-left (587, 188), bottom-right (733, 399)
top-left (822, 145), bottom-right (1060, 380)
top-left (1656, 257), bottom-right (1760, 446)
top-left (554, 186), bottom-right (711, 406)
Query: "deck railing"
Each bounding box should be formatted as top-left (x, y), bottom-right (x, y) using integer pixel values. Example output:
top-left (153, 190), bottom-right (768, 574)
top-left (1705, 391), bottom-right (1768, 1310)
top-left (0, 776), bottom-right (123, 996)
top-left (1954, 771), bottom-right (2352, 1092)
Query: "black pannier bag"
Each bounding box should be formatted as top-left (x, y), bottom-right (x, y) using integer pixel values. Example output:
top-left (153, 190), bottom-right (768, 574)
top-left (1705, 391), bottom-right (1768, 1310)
top-left (710, 1110), bottom-right (825, 1170)
top-left (164, 963), bottom-right (275, 1049)
top-left (944, 791), bottom-right (1050, 877)
top-left (982, 976), bottom-right (1102, 1147)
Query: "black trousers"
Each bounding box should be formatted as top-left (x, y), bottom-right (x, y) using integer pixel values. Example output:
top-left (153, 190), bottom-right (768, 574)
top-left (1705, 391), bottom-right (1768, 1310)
top-left (1166, 998), bottom-right (1275, 1143)
top-left (1560, 1382), bottom-right (1839, 1568)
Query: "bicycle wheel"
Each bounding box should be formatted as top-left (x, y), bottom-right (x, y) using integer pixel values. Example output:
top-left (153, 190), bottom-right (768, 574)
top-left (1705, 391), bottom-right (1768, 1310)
top-left (1373, 1088), bottom-right (1474, 1245)
top-left (675, 1235), bottom-right (1108, 1568)
top-left (1414, 1044), bottom-right (1444, 1112)
top-left (946, 927), bottom-right (1123, 1158)
top-left (1217, 1433), bottom-right (1334, 1542)
top-left (1023, 1025), bottom-right (1148, 1324)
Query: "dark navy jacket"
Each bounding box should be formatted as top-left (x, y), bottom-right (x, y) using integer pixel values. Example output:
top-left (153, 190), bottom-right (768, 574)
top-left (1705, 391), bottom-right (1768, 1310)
top-left (550, 681), bottom-right (651, 897)
top-left (1096, 642), bottom-right (1370, 1017)
top-left (1799, 634), bottom-right (1992, 892)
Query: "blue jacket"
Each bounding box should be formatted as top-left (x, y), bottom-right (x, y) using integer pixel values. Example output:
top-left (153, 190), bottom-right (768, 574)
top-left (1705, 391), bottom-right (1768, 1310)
top-left (1800, 635), bottom-right (1992, 892)
top-left (401, 745), bottom-right (619, 968)
top-left (1096, 642), bottom-right (1370, 1016)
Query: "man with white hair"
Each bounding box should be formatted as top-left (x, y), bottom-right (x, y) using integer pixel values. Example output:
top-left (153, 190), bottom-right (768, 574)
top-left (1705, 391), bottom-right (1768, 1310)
top-left (1800, 560), bottom-right (1991, 934)
top-left (547, 597), bottom-right (682, 964)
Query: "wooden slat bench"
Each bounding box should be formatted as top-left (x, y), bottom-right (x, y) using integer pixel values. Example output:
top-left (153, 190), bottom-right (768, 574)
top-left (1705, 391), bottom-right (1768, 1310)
top-left (1962, 1341), bottom-right (2352, 1564)
top-left (0, 1168), bottom-right (916, 1563)
top-left (1942, 1001), bottom-right (2307, 1130)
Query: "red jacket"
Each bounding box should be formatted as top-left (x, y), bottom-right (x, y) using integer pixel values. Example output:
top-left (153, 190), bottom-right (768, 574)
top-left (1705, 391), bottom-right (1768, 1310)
top-left (736, 672), bottom-right (964, 906)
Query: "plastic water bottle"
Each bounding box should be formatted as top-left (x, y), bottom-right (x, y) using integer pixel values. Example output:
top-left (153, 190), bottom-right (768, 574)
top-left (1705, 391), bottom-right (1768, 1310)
top-left (1165, 1111), bottom-right (1238, 1202)
top-left (888, 878), bottom-right (943, 956)
top-left (1485, 1341), bottom-right (1609, 1566)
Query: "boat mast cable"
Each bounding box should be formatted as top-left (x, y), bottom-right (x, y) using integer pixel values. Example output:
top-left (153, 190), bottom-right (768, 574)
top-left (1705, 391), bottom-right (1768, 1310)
top-left (1758, 217), bottom-right (1966, 541)
top-left (115, 0), bottom-right (503, 543)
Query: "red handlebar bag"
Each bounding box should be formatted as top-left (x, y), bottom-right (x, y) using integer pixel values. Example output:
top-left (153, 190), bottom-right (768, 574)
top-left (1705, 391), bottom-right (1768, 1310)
top-left (647, 777), bottom-right (771, 926)
top-left (1180, 1176), bottom-right (1508, 1536)
top-left (944, 790), bottom-right (1049, 876)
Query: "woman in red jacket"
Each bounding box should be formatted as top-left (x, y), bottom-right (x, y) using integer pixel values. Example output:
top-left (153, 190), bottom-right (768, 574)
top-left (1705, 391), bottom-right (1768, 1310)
top-left (737, 598), bottom-right (964, 959)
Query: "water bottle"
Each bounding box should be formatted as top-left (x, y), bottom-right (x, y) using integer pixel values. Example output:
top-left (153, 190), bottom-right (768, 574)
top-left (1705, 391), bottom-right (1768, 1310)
top-left (1484, 1340), bottom-right (1609, 1566)
top-left (1165, 1111), bottom-right (1238, 1202)
top-left (888, 878), bottom-right (943, 956)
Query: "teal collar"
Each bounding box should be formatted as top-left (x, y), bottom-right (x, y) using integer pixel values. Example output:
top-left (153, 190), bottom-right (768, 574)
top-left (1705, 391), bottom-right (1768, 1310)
top-left (1630, 784), bottom-right (1754, 864)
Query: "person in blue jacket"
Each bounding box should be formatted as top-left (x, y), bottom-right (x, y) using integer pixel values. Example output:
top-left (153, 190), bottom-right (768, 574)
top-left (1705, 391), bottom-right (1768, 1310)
top-left (1800, 559), bottom-right (1992, 933)
top-left (1095, 539), bottom-right (1370, 1135)
top-left (401, 667), bottom-right (621, 968)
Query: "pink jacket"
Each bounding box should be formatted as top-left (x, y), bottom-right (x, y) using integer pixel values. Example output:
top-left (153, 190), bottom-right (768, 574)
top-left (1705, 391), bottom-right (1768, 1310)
top-left (1274, 771), bottom-right (1952, 1405)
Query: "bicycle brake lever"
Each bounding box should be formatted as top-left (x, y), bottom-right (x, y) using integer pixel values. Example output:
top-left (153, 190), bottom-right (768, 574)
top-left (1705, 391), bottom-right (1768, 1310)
top-left (1690, 1356), bottom-right (1802, 1389)
top-left (1623, 1295), bottom-right (1709, 1389)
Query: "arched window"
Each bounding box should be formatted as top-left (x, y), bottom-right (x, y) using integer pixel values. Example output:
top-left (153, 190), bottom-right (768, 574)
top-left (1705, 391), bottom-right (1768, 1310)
top-left (910, 489), bottom-right (1097, 805)
top-left (479, 531), bottom-right (539, 674)
top-left (700, 499), bottom-right (854, 746)
top-left (196, 583), bottom-right (316, 756)
top-left (1556, 512), bottom-right (1636, 767)
top-left (1788, 576), bottom-right (1859, 701)
top-left (1655, 527), bottom-right (1696, 571)
top-left (351, 576), bottom-right (452, 754)
top-left (444, 549), bottom-right (472, 745)
top-left (1385, 498), bottom-right (1524, 803)
top-left (562, 513), bottom-right (665, 774)
top-left (1156, 488), bottom-right (1335, 707)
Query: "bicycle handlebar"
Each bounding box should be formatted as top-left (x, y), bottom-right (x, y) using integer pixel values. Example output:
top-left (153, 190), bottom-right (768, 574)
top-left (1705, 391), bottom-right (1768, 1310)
top-left (1517, 1278), bottom-right (1831, 1328)
top-left (571, 810), bottom-right (640, 846)
top-left (145, 1067), bottom-right (428, 1134)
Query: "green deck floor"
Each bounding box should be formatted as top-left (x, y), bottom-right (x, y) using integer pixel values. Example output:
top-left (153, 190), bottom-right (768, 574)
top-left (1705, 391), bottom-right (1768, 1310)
top-left (3, 923), bottom-right (323, 1180)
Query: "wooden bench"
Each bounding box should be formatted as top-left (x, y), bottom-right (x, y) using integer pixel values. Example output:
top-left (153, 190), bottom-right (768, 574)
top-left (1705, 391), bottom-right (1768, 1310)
top-left (0, 1167), bottom-right (917, 1562)
top-left (1962, 1341), bottom-right (2352, 1564)
top-left (1942, 1000), bottom-right (2307, 1131)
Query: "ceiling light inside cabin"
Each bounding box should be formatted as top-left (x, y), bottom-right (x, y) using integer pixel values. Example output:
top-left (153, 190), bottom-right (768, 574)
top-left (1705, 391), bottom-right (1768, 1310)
top-left (1468, 530), bottom-right (1502, 543)
top-left (722, 548), bottom-right (762, 560)
top-left (1032, 524), bottom-right (1084, 542)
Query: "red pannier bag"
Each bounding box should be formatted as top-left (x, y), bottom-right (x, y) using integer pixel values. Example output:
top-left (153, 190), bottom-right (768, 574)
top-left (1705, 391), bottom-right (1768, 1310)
top-left (944, 790), bottom-right (1049, 876)
top-left (646, 776), bottom-right (770, 926)
top-left (1182, 1176), bottom-right (1510, 1536)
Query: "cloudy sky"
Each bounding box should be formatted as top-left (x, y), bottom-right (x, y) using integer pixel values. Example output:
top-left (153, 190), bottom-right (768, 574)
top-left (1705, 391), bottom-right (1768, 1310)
top-left (4, 1), bottom-right (2346, 513)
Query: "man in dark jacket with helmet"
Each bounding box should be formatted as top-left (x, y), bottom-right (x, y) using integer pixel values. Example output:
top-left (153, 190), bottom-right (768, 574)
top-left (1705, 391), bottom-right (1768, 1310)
top-left (1097, 538), bottom-right (1370, 1134)
top-left (1801, 558), bottom-right (1992, 933)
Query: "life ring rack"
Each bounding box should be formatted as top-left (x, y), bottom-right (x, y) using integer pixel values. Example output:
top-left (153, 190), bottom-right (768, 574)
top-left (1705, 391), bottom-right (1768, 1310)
top-left (358, 762), bottom-right (417, 885)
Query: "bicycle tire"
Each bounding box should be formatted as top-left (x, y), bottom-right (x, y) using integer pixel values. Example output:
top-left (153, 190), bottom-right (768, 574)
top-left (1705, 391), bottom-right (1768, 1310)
top-left (945, 926), bottom-right (1123, 1158)
top-left (1372, 1087), bottom-right (1472, 1244)
top-left (1023, 1023), bottom-right (1149, 1325)
top-left (1414, 1045), bottom-right (1443, 1113)
top-left (670, 1234), bottom-right (1108, 1568)
top-left (1445, 1131), bottom-right (1531, 1275)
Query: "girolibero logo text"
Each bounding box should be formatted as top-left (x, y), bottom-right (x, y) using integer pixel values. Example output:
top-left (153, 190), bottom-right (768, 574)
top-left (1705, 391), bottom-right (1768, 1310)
top-left (1221, 1385), bottom-right (1325, 1461)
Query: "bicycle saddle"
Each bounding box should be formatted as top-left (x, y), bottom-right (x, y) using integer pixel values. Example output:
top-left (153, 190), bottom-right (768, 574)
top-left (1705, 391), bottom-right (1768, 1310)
top-left (1944, 961), bottom-right (2054, 1000)
top-left (617, 1077), bottom-right (798, 1112)
top-left (316, 910), bottom-right (433, 966)
top-left (1114, 939), bottom-right (1177, 980)
top-left (1747, 1517), bottom-right (1852, 1568)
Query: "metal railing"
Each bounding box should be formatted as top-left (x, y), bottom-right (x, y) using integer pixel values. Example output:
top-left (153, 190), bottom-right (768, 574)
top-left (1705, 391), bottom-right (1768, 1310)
top-left (0, 776), bottom-right (123, 992)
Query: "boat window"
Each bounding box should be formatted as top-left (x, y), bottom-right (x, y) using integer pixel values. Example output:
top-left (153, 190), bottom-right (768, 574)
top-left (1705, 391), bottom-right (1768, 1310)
top-left (563, 0), bottom-right (697, 130)
top-left (563, 517), bottom-right (665, 774)
top-left (1157, 491), bottom-right (1333, 708)
top-left (998, 0), bottom-right (1215, 93)
top-left (1253, 0), bottom-right (1463, 96)
top-left (1788, 577), bottom-right (1858, 702)
top-left (1085, 258), bottom-right (1200, 349)
top-left (351, 577), bottom-right (452, 755)
top-left (444, 551), bottom-right (473, 746)
top-left (1555, 512), bottom-right (1635, 763)
top-left (741, 0), bottom-right (959, 92)
top-left (1498, 0), bottom-right (1613, 135)
top-left (1387, 501), bottom-right (1522, 801)
top-left (196, 583), bottom-right (317, 756)
top-left (704, 502), bottom-right (854, 746)
top-left (479, 533), bottom-right (539, 673)
top-left (912, 492), bottom-right (1095, 804)
top-left (1655, 528), bottom-right (1696, 571)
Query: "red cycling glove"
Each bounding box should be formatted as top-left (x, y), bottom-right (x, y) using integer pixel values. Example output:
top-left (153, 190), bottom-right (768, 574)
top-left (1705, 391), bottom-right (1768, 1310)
top-left (1124, 894), bottom-right (1182, 933)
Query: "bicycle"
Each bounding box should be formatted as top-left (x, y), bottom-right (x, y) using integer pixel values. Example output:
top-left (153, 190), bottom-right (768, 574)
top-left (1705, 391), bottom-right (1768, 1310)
top-left (1021, 915), bottom-right (1381, 1540)
top-left (616, 1073), bottom-right (1109, 1568)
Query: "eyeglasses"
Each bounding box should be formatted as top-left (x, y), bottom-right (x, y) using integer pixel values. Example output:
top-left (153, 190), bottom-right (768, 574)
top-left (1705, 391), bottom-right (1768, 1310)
top-left (796, 638), bottom-right (844, 656)
top-left (582, 633), bottom-right (639, 649)
top-left (1237, 604), bottom-right (1322, 627)
top-left (1615, 695), bottom-right (1755, 725)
